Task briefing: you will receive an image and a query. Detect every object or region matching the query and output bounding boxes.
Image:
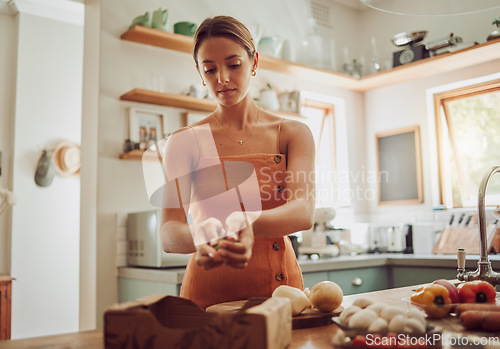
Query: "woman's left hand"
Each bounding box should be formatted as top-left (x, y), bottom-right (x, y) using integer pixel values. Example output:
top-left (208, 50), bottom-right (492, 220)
top-left (218, 211), bottom-right (255, 268)
top-left (217, 224), bottom-right (254, 268)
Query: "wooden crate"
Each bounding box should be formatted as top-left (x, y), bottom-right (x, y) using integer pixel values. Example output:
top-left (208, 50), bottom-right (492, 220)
top-left (104, 295), bottom-right (291, 349)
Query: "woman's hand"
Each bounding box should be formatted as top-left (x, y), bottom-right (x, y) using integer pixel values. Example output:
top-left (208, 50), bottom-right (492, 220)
top-left (192, 217), bottom-right (226, 270)
top-left (190, 217), bottom-right (225, 246)
top-left (217, 225), bottom-right (254, 268)
top-left (217, 212), bottom-right (255, 268)
top-left (195, 243), bottom-right (225, 270)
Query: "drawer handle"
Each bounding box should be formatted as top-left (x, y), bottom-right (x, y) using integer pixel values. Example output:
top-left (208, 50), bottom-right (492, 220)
top-left (352, 277), bottom-right (363, 286)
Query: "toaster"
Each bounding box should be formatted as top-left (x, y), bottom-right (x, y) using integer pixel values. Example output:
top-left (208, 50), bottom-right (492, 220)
top-left (127, 210), bottom-right (191, 268)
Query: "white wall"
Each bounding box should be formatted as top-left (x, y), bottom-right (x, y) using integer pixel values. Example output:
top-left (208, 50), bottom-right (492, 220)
top-left (0, 12), bottom-right (16, 274)
top-left (364, 60), bottom-right (500, 224)
top-left (10, 10), bottom-right (83, 339)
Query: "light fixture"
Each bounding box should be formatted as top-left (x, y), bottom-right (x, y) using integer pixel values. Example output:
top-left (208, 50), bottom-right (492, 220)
top-left (360, 0), bottom-right (500, 16)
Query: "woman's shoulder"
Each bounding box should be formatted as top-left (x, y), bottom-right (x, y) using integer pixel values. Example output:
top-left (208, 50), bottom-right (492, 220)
top-left (280, 117), bottom-right (313, 137)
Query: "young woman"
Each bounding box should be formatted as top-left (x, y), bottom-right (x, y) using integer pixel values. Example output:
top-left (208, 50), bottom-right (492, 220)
top-left (160, 15), bottom-right (315, 309)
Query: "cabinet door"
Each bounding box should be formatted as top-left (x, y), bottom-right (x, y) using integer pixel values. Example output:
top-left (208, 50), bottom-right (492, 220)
top-left (302, 271), bottom-right (329, 289)
top-left (328, 267), bottom-right (389, 295)
top-left (119, 278), bottom-right (180, 303)
top-left (390, 267), bottom-right (457, 288)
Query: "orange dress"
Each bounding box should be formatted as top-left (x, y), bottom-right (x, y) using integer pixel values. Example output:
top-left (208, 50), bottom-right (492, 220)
top-left (180, 124), bottom-right (304, 309)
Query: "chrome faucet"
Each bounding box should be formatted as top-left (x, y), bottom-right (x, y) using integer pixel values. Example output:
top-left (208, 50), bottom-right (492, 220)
top-left (457, 166), bottom-right (500, 286)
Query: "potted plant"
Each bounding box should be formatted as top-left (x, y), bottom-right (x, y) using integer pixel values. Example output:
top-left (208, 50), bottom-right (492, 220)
top-left (487, 16), bottom-right (500, 41)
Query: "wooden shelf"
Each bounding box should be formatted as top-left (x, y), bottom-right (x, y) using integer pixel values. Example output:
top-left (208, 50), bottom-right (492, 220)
top-left (120, 88), bottom-right (304, 119)
top-left (120, 89), bottom-right (217, 112)
top-left (119, 149), bottom-right (160, 161)
top-left (357, 39), bottom-right (500, 91)
top-left (121, 25), bottom-right (500, 92)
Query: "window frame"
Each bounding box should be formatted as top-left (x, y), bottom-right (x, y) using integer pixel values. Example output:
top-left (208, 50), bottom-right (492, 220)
top-left (433, 79), bottom-right (500, 207)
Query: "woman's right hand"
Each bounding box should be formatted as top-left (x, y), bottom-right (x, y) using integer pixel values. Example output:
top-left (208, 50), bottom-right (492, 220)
top-left (195, 243), bottom-right (225, 270)
top-left (192, 217), bottom-right (225, 270)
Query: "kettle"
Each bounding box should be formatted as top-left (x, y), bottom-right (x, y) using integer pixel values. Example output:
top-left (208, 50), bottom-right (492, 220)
top-left (152, 8), bottom-right (168, 31)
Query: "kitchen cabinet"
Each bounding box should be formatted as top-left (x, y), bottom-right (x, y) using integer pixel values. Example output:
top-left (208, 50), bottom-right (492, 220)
top-left (303, 266), bottom-right (389, 295)
top-left (0, 275), bottom-right (13, 340)
top-left (120, 25), bottom-right (500, 92)
top-left (119, 277), bottom-right (180, 303)
top-left (388, 266), bottom-right (458, 288)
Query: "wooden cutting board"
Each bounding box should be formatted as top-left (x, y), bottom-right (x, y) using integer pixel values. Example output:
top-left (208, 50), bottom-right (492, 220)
top-left (206, 297), bottom-right (343, 330)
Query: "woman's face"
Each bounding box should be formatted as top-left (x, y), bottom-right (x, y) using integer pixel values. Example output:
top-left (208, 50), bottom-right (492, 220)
top-left (196, 37), bottom-right (256, 107)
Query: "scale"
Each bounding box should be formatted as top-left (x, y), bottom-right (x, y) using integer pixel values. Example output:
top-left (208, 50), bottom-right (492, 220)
top-left (391, 31), bottom-right (429, 67)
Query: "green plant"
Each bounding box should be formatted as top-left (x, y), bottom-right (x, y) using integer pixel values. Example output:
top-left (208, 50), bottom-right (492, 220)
top-left (493, 16), bottom-right (500, 28)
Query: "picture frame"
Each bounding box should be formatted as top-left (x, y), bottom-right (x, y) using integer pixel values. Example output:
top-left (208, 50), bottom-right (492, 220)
top-left (376, 125), bottom-right (423, 205)
top-left (129, 107), bottom-right (166, 144)
top-left (182, 111), bottom-right (210, 126)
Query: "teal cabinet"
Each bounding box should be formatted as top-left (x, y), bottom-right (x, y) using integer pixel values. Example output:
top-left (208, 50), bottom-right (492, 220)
top-left (303, 267), bottom-right (389, 295)
top-left (389, 267), bottom-right (457, 288)
top-left (119, 277), bottom-right (181, 303)
top-left (302, 271), bottom-right (329, 289)
top-left (328, 267), bottom-right (389, 295)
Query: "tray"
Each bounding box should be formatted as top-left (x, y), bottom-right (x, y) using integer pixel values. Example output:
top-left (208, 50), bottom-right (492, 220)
top-left (331, 317), bottom-right (441, 337)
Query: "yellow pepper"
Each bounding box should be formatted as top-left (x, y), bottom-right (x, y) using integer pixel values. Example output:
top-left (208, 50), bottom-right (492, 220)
top-left (410, 284), bottom-right (452, 318)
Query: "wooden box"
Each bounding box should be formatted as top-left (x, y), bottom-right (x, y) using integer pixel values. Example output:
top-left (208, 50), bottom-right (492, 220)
top-left (104, 294), bottom-right (291, 349)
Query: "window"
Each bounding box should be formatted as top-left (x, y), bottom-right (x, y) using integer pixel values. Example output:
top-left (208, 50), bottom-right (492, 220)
top-left (434, 79), bottom-right (500, 208)
top-left (294, 93), bottom-right (350, 209)
top-left (301, 100), bottom-right (337, 208)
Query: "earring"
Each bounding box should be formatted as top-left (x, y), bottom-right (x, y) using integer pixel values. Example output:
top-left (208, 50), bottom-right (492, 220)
top-left (201, 80), bottom-right (206, 86)
top-left (251, 70), bottom-right (256, 76)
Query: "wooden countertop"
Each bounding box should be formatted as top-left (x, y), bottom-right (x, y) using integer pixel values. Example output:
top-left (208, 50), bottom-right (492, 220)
top-left (0, 284), bottom-right (497, 348)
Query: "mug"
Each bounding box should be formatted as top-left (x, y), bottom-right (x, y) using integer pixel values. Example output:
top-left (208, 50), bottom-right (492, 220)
top-left (174, 21), bottom-right (197, 37)
top-left (258, 36), bottom-right (283, 58)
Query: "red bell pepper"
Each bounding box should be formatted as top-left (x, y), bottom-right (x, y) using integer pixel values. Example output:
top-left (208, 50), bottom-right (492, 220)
top-left (457, 280), bottom-right (497, 304)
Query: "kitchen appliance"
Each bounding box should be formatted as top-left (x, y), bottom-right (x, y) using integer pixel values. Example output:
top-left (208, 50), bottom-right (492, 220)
top-left (387, 226), bottom-right (404, 253)
top-left (367, 225), bottom-right (389, 253)
top-left (425, 33), bottom-right (463, 56)
top-left (403, 224), bottom-right (414, 254)
top-left (391, 31), bottom-right (430, 67)
top-left (127, 210), bottom-right (191, 268)
top-left (299, 207), bottom-right (340, 257)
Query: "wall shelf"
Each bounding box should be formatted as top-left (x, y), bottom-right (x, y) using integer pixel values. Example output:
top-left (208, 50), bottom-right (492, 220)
top-left (120, 89), bottom-right (217, 112)
top-left (119, 149), bottom-right (160, 161)
top-left (121, 25), bottom-right (500, 92)
top-left (120, 88), bottom-right (304, 119)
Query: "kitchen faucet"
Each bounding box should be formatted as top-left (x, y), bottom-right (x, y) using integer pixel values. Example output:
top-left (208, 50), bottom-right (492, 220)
top-left (457, 166), bottom-right (500, 286)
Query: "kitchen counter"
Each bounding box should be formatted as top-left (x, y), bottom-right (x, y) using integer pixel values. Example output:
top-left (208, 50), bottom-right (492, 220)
top-left (1, 283), bottom-right (497, 348)
top-left (118, 253), bottom-right (500, 282)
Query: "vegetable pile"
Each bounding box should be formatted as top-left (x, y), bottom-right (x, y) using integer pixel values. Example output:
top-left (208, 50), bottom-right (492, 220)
top-left (410, 279), bottom-right (499, 332)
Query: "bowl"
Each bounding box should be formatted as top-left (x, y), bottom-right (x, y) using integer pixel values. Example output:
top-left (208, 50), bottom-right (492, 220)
top-left (391, 31), bottom-right (427, 47)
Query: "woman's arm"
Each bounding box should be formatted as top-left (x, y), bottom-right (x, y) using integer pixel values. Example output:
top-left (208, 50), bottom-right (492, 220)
top-left (252, 119), bottom-right (316, 237)
top-left (158, 127), bottom-right (198, 254)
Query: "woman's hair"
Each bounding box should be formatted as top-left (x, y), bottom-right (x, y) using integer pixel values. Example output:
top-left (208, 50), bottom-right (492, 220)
top-left (193, 16), bottom-right (256, 66)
